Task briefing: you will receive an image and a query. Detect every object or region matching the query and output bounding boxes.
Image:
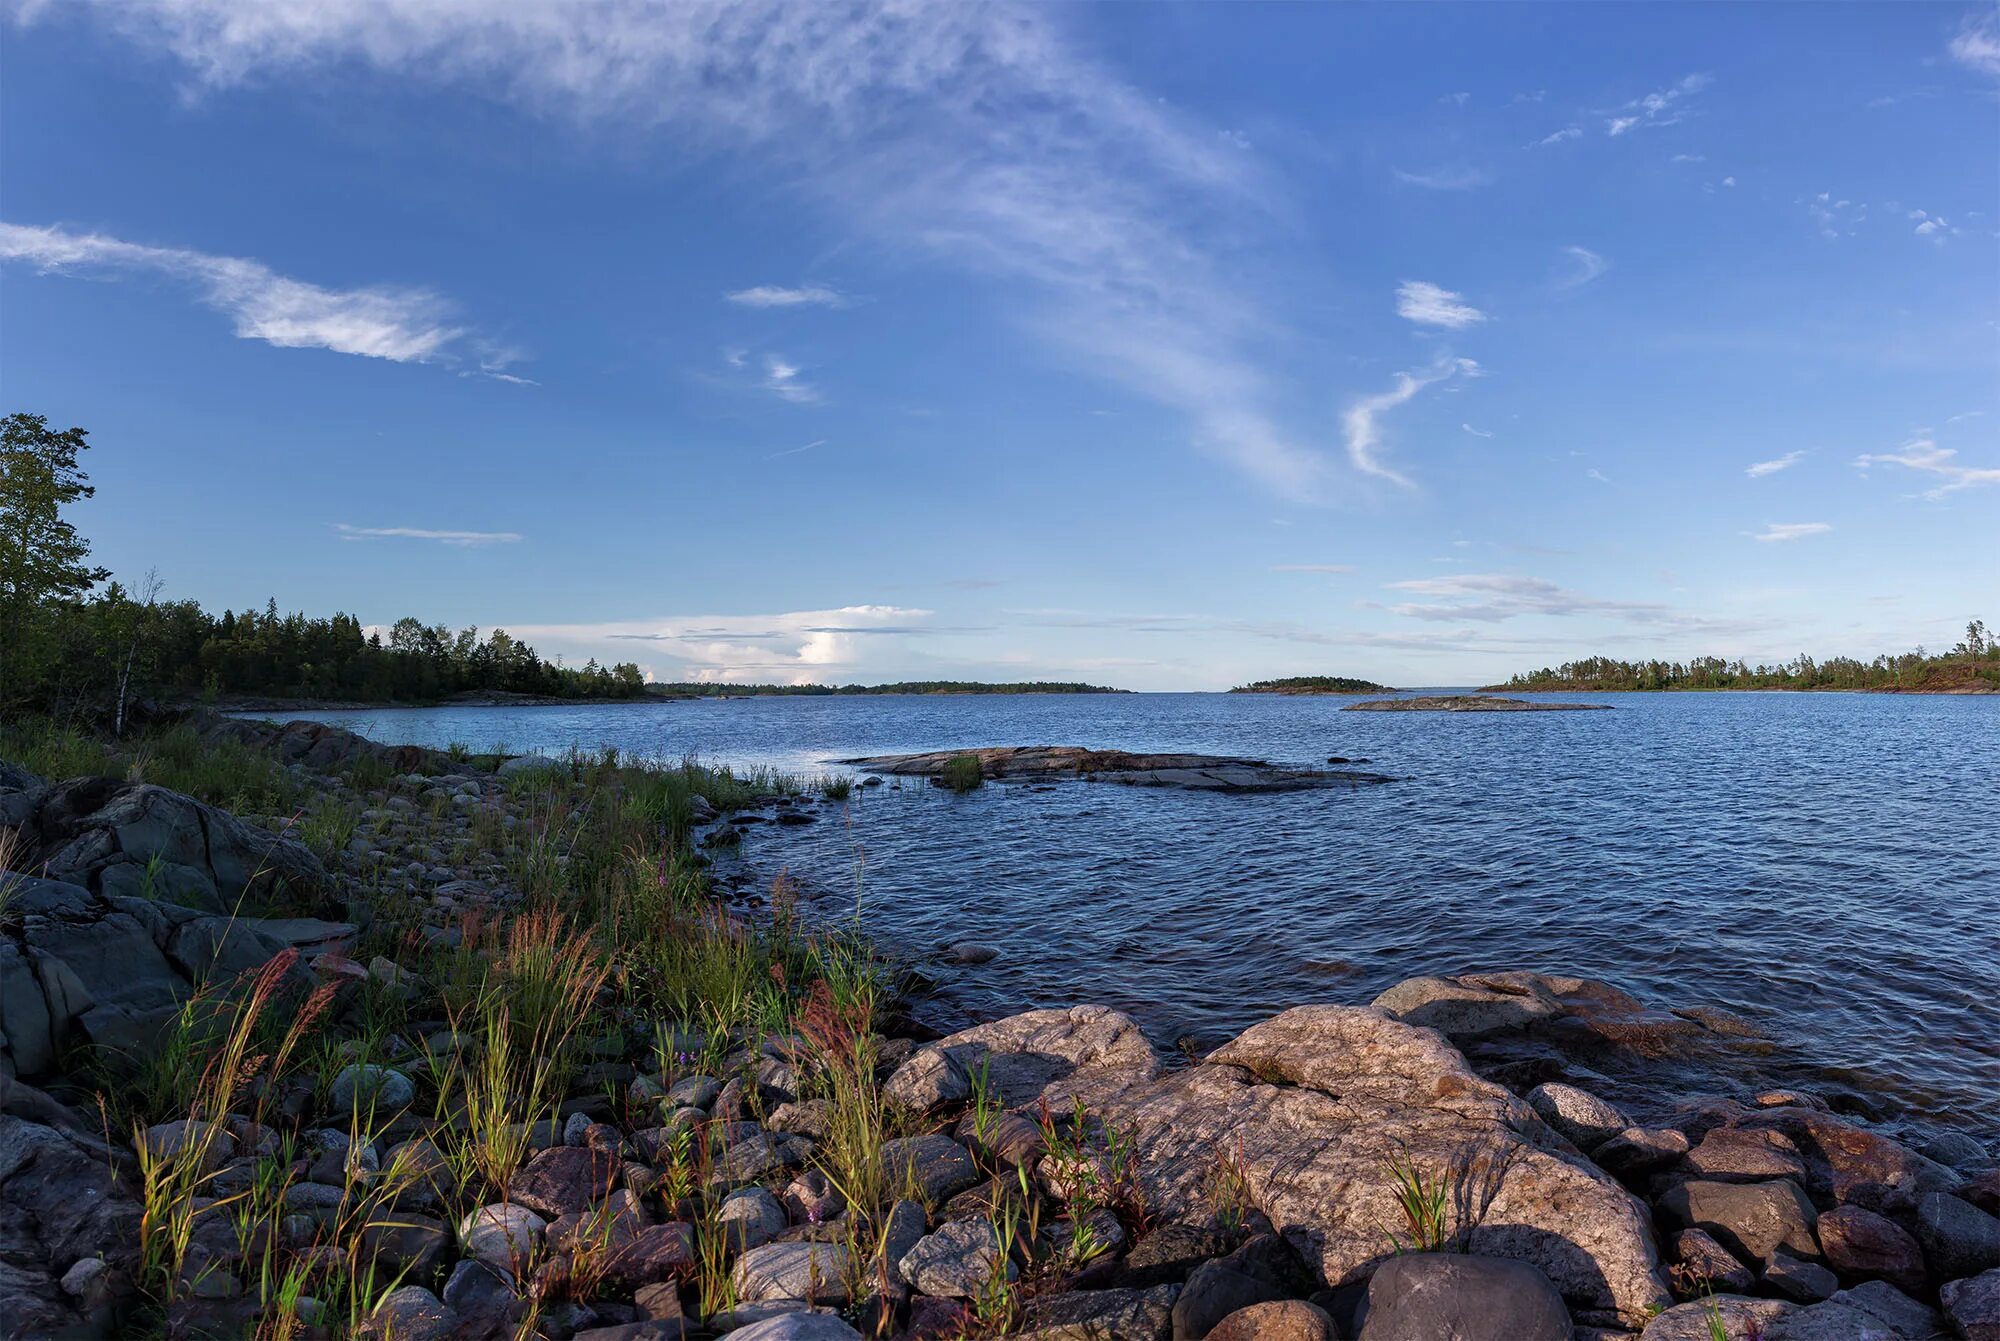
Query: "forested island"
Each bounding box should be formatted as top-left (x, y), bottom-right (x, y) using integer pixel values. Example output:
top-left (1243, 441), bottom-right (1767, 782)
top-left (651, 680), bottom-right (1127, 697)
top-left (2, 413), bottom-right (646, 715)
top-left (1230, 675), bottom-right (1395, 694)
top-left (1485, 623), bottom-right (1998, 694)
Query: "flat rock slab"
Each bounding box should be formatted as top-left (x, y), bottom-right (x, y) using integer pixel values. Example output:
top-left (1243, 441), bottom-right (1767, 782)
top-left (1345, 696), bottom-right (1609, 712)
top-left (835, 746), bottom-right (1393, 793)
top-left (960, 1004), bottom-right (1670, 1329)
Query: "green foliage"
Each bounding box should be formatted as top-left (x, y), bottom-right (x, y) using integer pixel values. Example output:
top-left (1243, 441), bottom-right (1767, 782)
top-left (1491, 620), bottom-right (2000, 693)
top-left (1382, 1148), bottom-right (1455, 1254)
top-left (942, 753), bottom-right (986, 792)
top-left (1231, 675), bottom-right (1394, 694)
top-left (1, 413), bottom-right (111, 706)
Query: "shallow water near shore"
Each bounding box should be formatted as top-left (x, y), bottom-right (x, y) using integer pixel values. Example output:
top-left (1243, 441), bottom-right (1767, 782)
top-left (292, 691), bottom-right (2000, 1143)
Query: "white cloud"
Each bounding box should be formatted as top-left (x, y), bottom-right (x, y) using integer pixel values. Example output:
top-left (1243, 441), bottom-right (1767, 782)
top-left (1396, 280), bottom-right (1486, 329)
top-left (509, 604), bottom-right (946, 682)
top-left (1854, 437), bottom-right (2000, 499)
top-left (1556, 245), bottom-right (1608, 288)
top-left (1393, 165), bottom-right (1492, 190)
top-left (1269, 564), bottom-right (1354, 574)
top-left (1342, 358), bottom-right (1481, 487)
top-left (1746, 450), bottom-right (1806, 478)
top-left (770, 438), bottom-right (827, 458)
top-left (1383, 573), bottom-right (1664, 622)
top-left (1586, 467), bottom-right (1613, 485)
top-left (0, 221), bottom-right (471, 363)
top-left (1606, 73), bottom-right (1710, 135)
top-left (1950, 10), bottom-right (2000, 76)
top-left (335, 524), bottom-right (522, 546)
top-left (724, 284), bottom-right (846, 308)
top-left (1747, 522), bottom-right (1832, 543)
top-left (1671, 153), bottom-right (1706, 164)
top-left (1909, 209), bottom-right (1959, 243)
top-left (1462, 423), bottom-right (1494, 438)
top-left (1536, 127), bottom-right (1581, 146)
top-left (30, 2), bottom-right (1332, 498)
top-left (761, 355), bottom-right (818, 404)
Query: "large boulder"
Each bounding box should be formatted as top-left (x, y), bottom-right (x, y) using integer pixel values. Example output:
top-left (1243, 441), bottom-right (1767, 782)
top-left (1060, 1005), bottom-right (1669, 1329)
top-left (1817, 1205), bottom-right (1928, 1294)
top-left (1942, 1269), bottom-right (2000, 1341)
top-left (26, 777), bottom-right (324, 912)
top-left (1655, 1179), bottom-right (1819, 1267)
top-left (0, 1083), bottom-right (143, 1336)
top-left (883, 1005), bottom-right (1159, 1112)
top-left (1733, 1108), bottom-right (1959, 1215)
top-left (0, 874), bottom-right (303, 1078)
top-left (196, 714), bottom-right (446, 776)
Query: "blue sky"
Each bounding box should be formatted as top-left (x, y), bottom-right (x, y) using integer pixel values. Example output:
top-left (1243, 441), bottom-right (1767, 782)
top-left (3, 1), bottom-right (1995, 689)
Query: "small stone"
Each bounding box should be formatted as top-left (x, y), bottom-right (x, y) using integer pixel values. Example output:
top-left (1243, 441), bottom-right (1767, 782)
top-left (328, 1064), bottom-right (416, 1113)
top-left (880, 1133), bottom-right (980, 1204)
top-left (459, 1203), bottom-right (547, 1276)
top-left (1941, 1268), bottom-right (2000, 1341)
top-left (359, 1285), bottom-right (459, 1340)
top-left (564, 1111), bottom-right (594, 1146)
top-left (1669, 1228), bottom-right (1754, 1294)
top-left (1351, 1253), bottom-right (1570, 1341)
top-left (1917, 1192), bottom-right (2000, 1281)
top-left (899, 1218), bottom-right (1012, 1298)
top-left (1816, 1204), bottom-right (1927, 1294)
top-left (1762, 1251), bottom-right (1838, 1303)
top-left (733, 1240), bottom-right (853, 1304)
top-left (720, 1187), bottom-right (790, 1252)
top-left (1526, 1082), bottom-right (1629, 1150)
top-left (1205, 1299), bottom-right (1334, 1341)
top-left (139, 1120), bottom-right (236, 1174)
top-left (882, 1049), bottom-right (971, 1113)
top-left (1683, 1127), bottom-right (1810, 1183)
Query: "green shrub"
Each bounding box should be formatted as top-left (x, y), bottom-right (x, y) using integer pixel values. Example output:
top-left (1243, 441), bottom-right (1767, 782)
top-left (942, 754), bottom-right (985, 792)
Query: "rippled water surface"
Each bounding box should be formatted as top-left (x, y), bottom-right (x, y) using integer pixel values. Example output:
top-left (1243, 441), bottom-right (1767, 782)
top-left (299, 692), bottom-right (1999, 1138)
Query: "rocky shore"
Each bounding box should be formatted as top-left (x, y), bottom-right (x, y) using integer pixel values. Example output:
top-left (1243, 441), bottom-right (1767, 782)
top-left (836, 747), bottom-right (1395, 793)
top-left (3, 717), bottom-right (1996, 1341)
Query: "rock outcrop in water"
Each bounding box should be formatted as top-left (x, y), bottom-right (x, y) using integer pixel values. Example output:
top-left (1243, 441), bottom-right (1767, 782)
top-left (836, 746), bottom-right (1394, 792)
top-left (1345, 695), bottom-right (1609, 712)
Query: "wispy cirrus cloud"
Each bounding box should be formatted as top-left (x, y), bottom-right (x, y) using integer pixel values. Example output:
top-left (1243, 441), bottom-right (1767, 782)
top-left (32, 2), bottom-right (1331, 497)
top-left (1269, 564), bottom-right (1354, 574)
top-left (1949, 9), bottom-right (2000, 76)
top-left (335, 524), bottom-right (522, 546)
top-left (1747, 522), bottom-right (1831, 543)
top-left (725, 284), bottom-right (846, 308)
top-left (1854, 436), bottom-right (2000, 499)
top-left (0, 221), bottom-right (487, 366)
top-left (1342, 358), bottom-right (1482, 487)
top-left (1605, 73), bottom-right (1710, 136)
top-left (1393, 165), bottom-right (1492, 191)
top-left (1535, 126), bottom-right (1581, 147)
top-left (1462, 423), bottom-right (1494, 438)
top-left (1556, 245), bottom-right (1608, 288)
top-left (1746, 450), bottom-right (1806, 478)
top-left (1396, 280), bottom-right (1486, 329)
top-left (760, 355), bottom-right (818, 404)
top-left (1383, 573), bottom-right (1670, 623)
top-left (509, 604), bottom-right (945, 682)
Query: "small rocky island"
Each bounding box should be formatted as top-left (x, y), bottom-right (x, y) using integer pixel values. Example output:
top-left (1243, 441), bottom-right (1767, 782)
top-left (837, 746), bottom-right (1394, 792)
top-left (1346, 695), bottom-right (1610, 713)
top-left (1230, 676), bottom-right (1396, 695)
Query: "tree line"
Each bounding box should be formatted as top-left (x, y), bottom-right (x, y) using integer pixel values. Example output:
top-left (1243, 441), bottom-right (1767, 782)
top-left (1, 412), bottom-right (646, 718)
top-left (653, 680), bottom-right (1124, 697)
top-left (1487, 623), bottom-right (1999, 693)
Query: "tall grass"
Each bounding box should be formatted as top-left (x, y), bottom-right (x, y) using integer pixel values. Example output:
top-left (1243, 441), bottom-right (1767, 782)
top-left (942, 753), bottom-right (985, 793)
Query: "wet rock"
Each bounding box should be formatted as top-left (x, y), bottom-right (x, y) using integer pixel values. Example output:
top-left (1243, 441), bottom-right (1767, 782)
top-left (1763, 1250), bottom-right (1839, 1303)
top-left (1526, 1082), bottom-right (1629, 1150)
top-left (510, 1144), bottom-right (621, 1218)
top-left (328, 1064), bottom-right (415, 1113)
top-left (359, 1285), bottom-right (460, 1340)
top-left (1817, 1205), bottom-right (1928, 1294)
top-left (1350, 1253), bottom-right (1569, 1341)
top-left (1669, 1228), bottom-right (1754, 1294)
top-left (1683, 1127), bottom-right (1810, 1184)
top-left (1018, 1285), bottom-right (1180, 1341)
top-left (1735, 1109), bottom-right (1958, 1215)
top-left (1094, 1006), bottom-right (1670, 1328)
top-left (881, 1133), bottom-right (981, 1205)
top-left (721, 1187), bottom-right (790, 1252)
top-left (733, 1240), bottom-right (853, 1304)
top-left (1205, 1299), bottom-right (1334, 1341)
top-left (1638, 1297), bottom-right (1797, 1341)
top-left (1830, 1281), bottom-right (1946, 1339)
top-left (1370, 974), bottom-right (1563, 1039)
top-left (900, 1218), bottom-right (1012, 1298)
top-left (459, 1203), bottom-right (547, 1276)
top-left (1657, 1179), bottom-right (1819, 1267)
top-left (1942, 1269), bottom-right (2000, 1341)
top-left (1962, 1171), bottom-right (2000, 1218)
top-left (1916, 1193), bottom-right (2000, 1281)
top-left (836, 746), bottom-right (1391, 792)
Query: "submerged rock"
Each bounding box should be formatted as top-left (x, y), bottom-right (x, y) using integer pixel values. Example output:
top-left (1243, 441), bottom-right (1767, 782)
top-left (834, 746), bottom-right (1393, 793)
top-left (1344, 696), bottom-right (1609, 712)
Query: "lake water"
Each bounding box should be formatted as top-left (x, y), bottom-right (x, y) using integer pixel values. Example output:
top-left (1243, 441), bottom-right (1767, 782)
top-left (293, 692), bottom-right (2000, 1144)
